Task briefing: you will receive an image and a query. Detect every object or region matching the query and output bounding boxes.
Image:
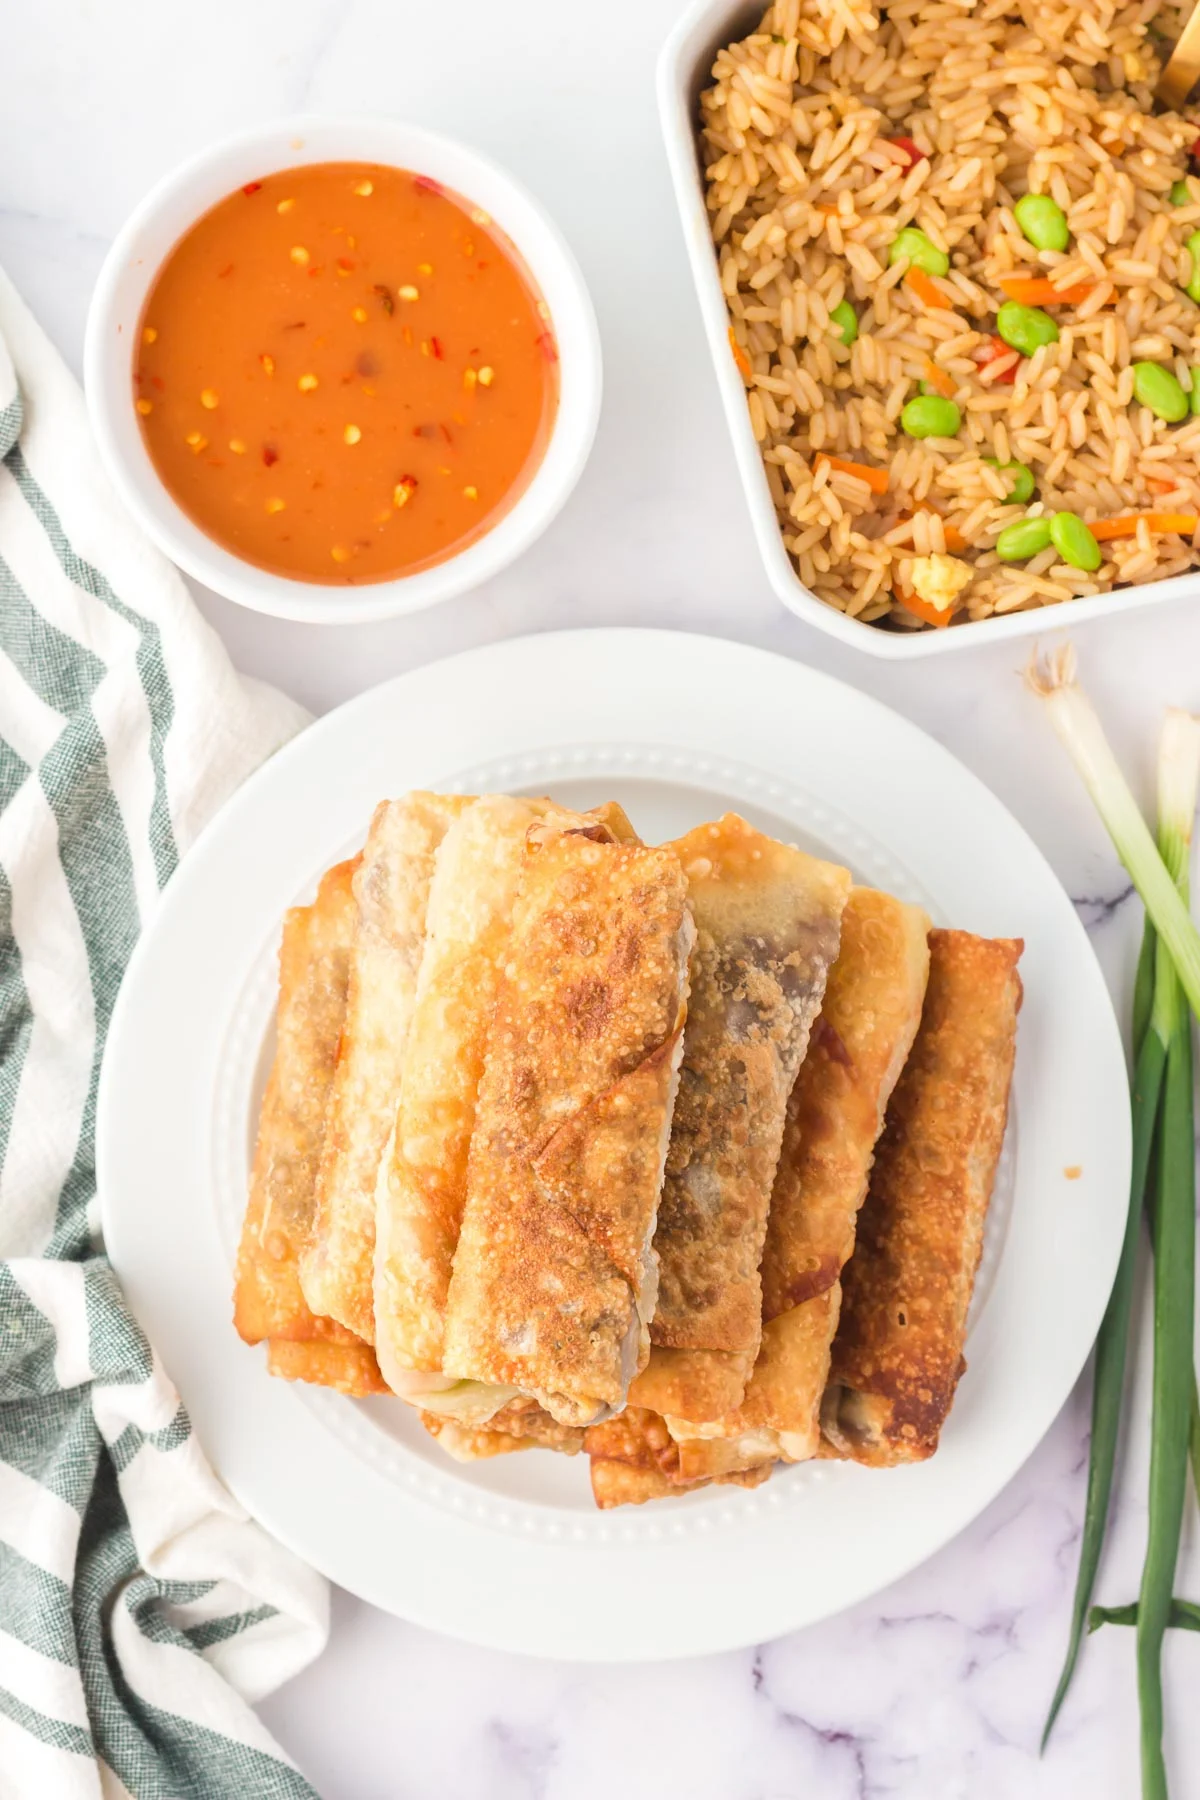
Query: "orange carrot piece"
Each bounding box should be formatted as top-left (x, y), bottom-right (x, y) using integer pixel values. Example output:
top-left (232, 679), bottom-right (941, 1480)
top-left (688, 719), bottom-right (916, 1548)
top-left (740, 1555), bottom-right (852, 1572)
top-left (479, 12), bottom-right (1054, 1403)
top-left (1089, 512), bottom-right (1199, 541)
top-left (894, 587), bottom-right (953, 628)
top-left (905, 267), bottom-right (953, 310)
top-left (998, 275), bottom-right (1096, 305)
top-left (816, 453), bottom-right (889, 495)
top-left (728, 327), bottom-right (751, 382)
top-left (1146, 476), bottom-right (1178, 496)
top-left (922, 357), bottom-right (958, 397)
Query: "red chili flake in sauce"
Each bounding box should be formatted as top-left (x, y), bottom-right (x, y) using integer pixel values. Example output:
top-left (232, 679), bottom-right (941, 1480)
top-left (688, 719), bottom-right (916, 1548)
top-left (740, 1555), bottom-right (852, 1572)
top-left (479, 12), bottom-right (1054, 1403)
top-left (431, 336), bottom-right (445, 360)
top-left (373, 284), bottom-right (395, 316)
top-left (536, 331), bottom-right (559, 363)
top-left (217, 263), bottom-right (234, 279)
top-left (439, 423), bottom-right (453, 444)
top-left (282, 320), bottom-right (307, 331)
top-left (355, 351), bottom-right (379, 377)
top-left (242, 181), bottom-right (263, 196)
top-left (413, 423), bottom-right (439, 439)
top-left (307, 265), bottom-right (324, 278)
top-left (262, 444), bottom-right (279, 467)
top-left (889, 136), bottom-right (927, 166)
top-left (336, 257), bottom-right (356, 272)
top-left (150, 375), bottom-right (165, 391)
top-left (413, 175), bottom-right (443, 195)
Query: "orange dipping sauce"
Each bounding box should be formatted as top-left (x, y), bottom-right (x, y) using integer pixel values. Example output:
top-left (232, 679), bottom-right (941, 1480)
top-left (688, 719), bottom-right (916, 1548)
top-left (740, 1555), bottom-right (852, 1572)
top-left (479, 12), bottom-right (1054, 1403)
top-left (134, 163), bottom-right (558, 584)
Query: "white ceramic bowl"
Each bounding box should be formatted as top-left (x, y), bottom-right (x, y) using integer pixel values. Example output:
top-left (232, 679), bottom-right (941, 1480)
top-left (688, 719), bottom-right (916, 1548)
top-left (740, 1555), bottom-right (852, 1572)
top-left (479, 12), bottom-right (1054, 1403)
top-left (658, 0), bottom-right (1200, 659)
top-left (85, 116), bottom-right (602, 624)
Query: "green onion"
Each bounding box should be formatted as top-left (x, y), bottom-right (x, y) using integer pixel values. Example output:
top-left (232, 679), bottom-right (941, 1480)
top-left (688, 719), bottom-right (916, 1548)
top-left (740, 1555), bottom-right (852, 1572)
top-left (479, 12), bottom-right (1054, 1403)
top-left (1136, 711), bottom-right (1198, 1800)
top-left (1133, 913), bottom-right (1157, 1056)
top-left (1089, 1600), bottom-right (1200, 1634)
top-left (1024, 647), bottom-right (1200, 1024)
top-left (1037, 681), bottom-right (1200, 1761)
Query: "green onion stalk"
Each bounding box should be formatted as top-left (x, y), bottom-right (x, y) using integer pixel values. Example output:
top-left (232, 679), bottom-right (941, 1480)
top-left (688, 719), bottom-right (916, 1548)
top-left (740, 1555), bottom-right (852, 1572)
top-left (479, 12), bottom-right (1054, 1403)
top-left (1090, 1600), bottom-right (1200, 1635)
top-left (1025, 647), bottom-right (1200, 1022)
top-left (1027, 654), bottom-right (1200, 1797)
top-left (1136, 711), bottom-right (1198, 1800)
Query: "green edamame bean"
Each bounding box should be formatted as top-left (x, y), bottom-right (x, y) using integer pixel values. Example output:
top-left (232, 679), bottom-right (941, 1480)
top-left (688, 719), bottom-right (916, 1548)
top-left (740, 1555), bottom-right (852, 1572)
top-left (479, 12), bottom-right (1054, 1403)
top-left (1191, 368), bottom-right (1200, 416)
top-left (899, 394), bottom-right (961, 438)
top-left (829, 300), bottom-right (858, 345)
top-left (995, 516), bottom-right (1053, 562)
top-left (1132, 361), bottom-right (1189, 423)
top-left (984, 458), bottom-right (1035, 504)
top-left (1185, 230), bottom-right (1200, 303)
top-left (996, 301), bottom-right (1060, 355)
top-left (1171, 179), bottom-right (1192, 206)
top-left (888, 227), bottom-right (949, 278)
top-left (1014, 193), bottom-right (1069, 252)
top-left (1049, 511), bottom-right (1102, 572)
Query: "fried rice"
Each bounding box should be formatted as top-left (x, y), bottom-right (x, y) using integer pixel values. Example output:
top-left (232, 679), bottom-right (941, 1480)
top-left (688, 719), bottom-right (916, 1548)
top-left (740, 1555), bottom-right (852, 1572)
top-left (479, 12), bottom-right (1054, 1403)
top-left (701, 0), bottom-right (1200, 630)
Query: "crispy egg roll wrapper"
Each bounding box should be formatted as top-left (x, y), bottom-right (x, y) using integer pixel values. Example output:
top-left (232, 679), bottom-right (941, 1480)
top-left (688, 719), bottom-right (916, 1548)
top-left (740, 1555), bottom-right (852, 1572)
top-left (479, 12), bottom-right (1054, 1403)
top-left (442, 825), bottom-right (694, 1428)
top-left (671, 887), bottom-right (932, 1478)
top-left (626, 1345), bottom-right (754, 1422)
top-left (485, 1397), bottom-right (585, 1454)
top-left (266, 1337), bottom-right (389, 1397)
top-left (585, 1408), bottom-right (772, 1508)
top-left (419, 1415), bottom-right (535, 1461)
top-left (820, 928), bottom-right (1023, 1468)
top-left (234, 859), bottom-right (364, 1348)
top-left (587, 800), bottom-right (639, 844)
top-left (421, 1400), bottom-right (584, 1461)
top-left (633, 815), bottom-right (851, 1424)
top-left (299, 794), bottom-right (468, 1342)
top-left (374, 796), bottom-right (595, 1390)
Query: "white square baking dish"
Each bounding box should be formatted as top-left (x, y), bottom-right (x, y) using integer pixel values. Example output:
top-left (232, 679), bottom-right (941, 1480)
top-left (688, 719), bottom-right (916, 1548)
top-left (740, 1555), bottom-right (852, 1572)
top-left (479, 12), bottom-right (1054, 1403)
top-left (657, 0), bottom-right (1200, 659)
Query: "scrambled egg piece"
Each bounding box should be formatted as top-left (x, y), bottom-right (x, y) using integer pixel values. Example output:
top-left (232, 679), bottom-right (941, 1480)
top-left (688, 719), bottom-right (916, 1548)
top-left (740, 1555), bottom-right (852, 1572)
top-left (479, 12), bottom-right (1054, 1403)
top-left (909, 553), bottom-right (973, 613)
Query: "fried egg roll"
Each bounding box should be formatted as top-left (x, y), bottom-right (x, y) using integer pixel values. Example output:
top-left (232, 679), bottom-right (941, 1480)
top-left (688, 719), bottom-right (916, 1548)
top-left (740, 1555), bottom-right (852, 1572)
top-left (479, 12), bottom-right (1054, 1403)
top-left (631, 815), bottom-right (851, 1425)
top-left (374, 796), bottom-right (590, 1393)
top-left (421, 1400), bottom-right (585, 1461)
top-left (671, 887), bottom-right (931, 1479)
top-left (234, 858), bottom-right (366, 1352)
top-left (820, 928), bottom-right (1023, 1467)
top-left (441, 823), bottom-right (694, 1428)
top-left (419, 1416), bottom-right (534, 1461)
top-left (266, 1337), bottom-right (390, 1397)
top-left (299, 793), bottom-right (467, 1342)
top-left (585, 1407), bottom-right (772, 1507)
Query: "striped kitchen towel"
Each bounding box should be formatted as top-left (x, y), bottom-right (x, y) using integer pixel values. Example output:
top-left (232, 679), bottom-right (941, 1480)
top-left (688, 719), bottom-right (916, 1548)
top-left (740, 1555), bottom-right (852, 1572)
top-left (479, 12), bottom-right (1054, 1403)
top-left (0, 265), bottom-right (329, 1799)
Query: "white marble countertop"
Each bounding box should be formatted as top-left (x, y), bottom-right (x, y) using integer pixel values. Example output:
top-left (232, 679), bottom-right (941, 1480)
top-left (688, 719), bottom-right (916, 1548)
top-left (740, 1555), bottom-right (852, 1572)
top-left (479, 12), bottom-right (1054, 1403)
top-left (6, 1), bottom-right (1200, 1793)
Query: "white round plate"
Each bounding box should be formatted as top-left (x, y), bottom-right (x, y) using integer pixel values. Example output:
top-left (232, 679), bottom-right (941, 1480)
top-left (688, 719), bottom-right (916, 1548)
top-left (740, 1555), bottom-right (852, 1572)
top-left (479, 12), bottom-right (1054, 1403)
top-left (98, 629), bottom-right (1130, 1661)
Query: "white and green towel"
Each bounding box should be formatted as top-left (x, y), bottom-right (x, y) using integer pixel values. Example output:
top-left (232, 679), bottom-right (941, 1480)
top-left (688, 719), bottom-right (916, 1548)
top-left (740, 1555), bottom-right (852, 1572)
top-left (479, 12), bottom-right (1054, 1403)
top-left (0, 265), bottom-right (329, 1798)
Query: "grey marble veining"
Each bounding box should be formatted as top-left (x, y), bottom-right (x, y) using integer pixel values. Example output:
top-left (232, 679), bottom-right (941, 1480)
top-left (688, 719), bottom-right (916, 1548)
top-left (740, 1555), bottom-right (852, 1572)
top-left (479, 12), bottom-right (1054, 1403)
top-left (7, 2), bottom-right (1200, 1793)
